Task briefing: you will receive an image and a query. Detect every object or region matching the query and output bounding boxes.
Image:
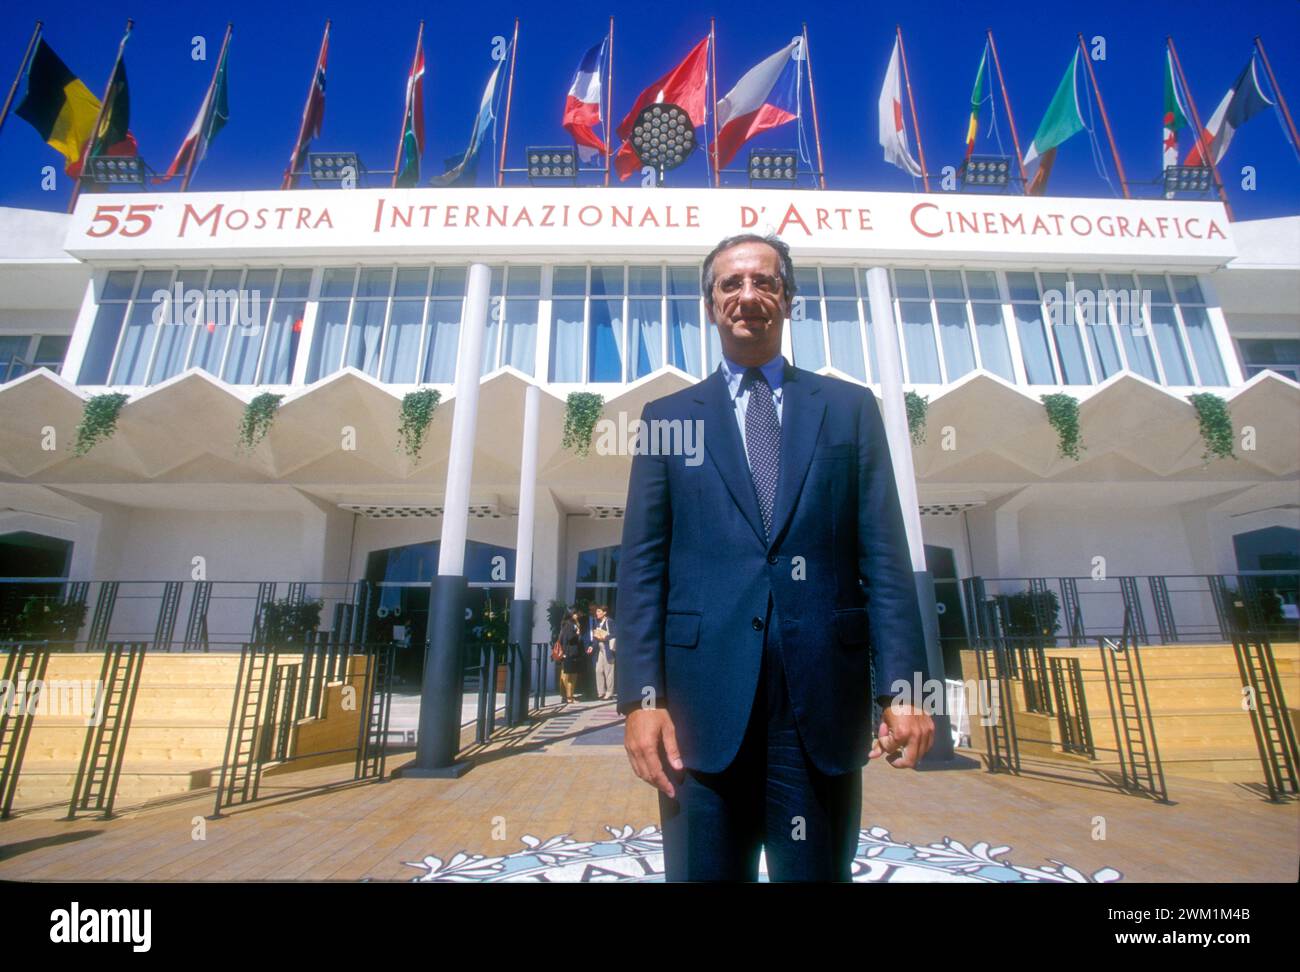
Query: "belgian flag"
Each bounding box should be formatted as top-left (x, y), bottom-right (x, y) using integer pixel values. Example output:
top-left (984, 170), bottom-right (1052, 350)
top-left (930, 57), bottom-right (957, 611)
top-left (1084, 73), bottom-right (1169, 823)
top-left (14, 39), bottom-right (102, 175)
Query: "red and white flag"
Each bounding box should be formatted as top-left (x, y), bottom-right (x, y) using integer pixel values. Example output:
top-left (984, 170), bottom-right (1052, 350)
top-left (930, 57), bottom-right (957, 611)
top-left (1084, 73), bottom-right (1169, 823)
top-left (713, 40), bottom-right (800, 171)
top-left (284, 24), bottom-right (329, 189)
top-left (878, 37), bottom-right (922, 177)
top-left (613, 36), bottom-right (709, 180)
top-left (562, 38), bottom-right (609, 162)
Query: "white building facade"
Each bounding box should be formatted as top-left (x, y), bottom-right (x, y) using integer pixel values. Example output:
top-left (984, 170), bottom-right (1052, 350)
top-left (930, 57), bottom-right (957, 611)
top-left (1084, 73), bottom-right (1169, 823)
top-left (0, 187), bottom-right (1296, 678)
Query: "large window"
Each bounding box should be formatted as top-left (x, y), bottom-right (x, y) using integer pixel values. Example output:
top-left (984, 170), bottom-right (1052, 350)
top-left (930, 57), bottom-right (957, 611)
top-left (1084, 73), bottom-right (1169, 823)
top-left (82, 267), bottom-right (310, 386)
top-left (575, 545), bottom-right (619, 618)
top-left (1238, 337), bottom-right (1300, 382)
top-left (548, 264), bottom-right (709, 383)
top-left (75, 263), bottom-right (1232, 392)
top-left (305, 265), bottom-right (470, 383)
top-left (0, 334), bottom-right (68, 382)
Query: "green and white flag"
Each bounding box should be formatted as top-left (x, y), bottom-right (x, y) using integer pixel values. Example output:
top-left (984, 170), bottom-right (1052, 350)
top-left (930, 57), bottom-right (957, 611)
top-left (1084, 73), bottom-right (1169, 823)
top-left (1023, 50), bottom-right (1084, 166)
top-left (1162, 48), bottom-right (1190, 170)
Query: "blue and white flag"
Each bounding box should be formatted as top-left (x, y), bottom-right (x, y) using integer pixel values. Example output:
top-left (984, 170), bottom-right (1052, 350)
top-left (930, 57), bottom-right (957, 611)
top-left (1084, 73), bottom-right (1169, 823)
top-left (430, 54), bottom-right (507, 186)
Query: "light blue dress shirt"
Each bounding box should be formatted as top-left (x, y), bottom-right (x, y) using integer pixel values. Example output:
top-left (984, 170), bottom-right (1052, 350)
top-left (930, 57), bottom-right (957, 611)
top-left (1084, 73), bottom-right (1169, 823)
top-left (720, 353), bottom-right (785, 463)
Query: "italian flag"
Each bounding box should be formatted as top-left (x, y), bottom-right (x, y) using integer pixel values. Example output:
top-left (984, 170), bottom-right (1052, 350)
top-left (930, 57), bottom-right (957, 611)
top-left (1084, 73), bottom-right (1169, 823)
top-left (1163, 49), bottom-right (1190, 170)
top-left (1023, 50), bottom-right (1085, 195)
top-left (158, 41), bottom-right (229, 183)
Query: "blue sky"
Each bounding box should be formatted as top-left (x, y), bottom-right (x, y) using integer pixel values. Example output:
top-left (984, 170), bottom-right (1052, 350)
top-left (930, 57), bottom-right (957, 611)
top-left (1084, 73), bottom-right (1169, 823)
top-left (2, 0), bottom-right (1297, 219)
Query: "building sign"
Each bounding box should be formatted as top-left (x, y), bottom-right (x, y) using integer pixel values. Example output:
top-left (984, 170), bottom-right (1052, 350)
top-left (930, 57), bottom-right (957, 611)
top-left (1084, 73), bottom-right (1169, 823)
top-left (65, 186), bottom-right (1235, 267)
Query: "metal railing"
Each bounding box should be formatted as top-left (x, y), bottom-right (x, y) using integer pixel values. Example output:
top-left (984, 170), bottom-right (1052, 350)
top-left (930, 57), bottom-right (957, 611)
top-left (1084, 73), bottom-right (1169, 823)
top-left (957, 572), bottom-right (1299, 648)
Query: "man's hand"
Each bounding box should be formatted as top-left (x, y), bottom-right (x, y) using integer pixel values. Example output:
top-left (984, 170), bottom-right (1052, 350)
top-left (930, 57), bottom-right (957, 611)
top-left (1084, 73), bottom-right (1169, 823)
top-left (624, 707), bottom-right (683, 798)
top-left (586, 646), bottom-right (593, 654)
top-left (868, 702), bottom-right (935, 769)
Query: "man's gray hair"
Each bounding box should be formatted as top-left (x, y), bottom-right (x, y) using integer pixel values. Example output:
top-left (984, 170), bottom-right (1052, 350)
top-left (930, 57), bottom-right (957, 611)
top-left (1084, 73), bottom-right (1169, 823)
top-left (700, 233), bottom-right (797, 316)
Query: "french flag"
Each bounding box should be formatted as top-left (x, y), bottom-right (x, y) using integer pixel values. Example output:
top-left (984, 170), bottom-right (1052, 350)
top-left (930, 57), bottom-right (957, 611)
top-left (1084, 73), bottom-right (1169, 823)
top-left (713, 40), bottom-right (800, 171)
top-left (563, 39), bottom-right (609, 162)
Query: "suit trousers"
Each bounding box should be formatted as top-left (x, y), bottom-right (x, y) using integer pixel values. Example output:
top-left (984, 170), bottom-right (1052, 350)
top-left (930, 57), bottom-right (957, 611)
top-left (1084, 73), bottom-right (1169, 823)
top-left (658, 594), bottom-right (862, 881)
top-left (595, 651), bottom-right (615, 699)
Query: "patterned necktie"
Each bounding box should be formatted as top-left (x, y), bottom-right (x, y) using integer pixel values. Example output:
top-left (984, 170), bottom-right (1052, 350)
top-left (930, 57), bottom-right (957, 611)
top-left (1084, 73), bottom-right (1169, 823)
top-left (742, 367), bottom-right (781, 537)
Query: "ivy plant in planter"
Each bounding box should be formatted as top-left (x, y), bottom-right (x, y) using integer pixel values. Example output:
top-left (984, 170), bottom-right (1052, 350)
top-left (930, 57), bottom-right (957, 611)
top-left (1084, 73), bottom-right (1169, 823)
top-left (563, 392), bottom-right (605, 458)
top-left (1041, 393), bottom-right (1083, 461)
top-left (904, 390), bottom-right (929, 445)
top-left (237, 392), bottom-right (284, 453)
top-left (1187, 392), bottom-right (1235, 462)
top-left (72, 392), bottom-right (130, 456)
top-left (398, 388), bottom-right (442, 461)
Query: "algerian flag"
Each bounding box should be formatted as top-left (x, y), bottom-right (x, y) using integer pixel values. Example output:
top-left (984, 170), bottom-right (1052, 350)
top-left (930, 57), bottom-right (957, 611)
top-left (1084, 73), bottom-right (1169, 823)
top-left (1023, 50), bottom-right (1084, 167)
top-left (1162, 49), bottom-right (1189, 170)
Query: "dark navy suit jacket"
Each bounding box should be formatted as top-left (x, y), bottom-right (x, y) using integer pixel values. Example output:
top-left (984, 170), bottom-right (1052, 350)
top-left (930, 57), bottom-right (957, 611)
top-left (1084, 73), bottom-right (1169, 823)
top-left (615, 362), bottom-right (929, 776)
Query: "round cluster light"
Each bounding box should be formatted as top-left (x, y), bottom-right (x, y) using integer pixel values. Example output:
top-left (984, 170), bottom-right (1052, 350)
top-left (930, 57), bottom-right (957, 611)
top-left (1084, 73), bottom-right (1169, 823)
top-left (630, 103), bottom-right (696, 172)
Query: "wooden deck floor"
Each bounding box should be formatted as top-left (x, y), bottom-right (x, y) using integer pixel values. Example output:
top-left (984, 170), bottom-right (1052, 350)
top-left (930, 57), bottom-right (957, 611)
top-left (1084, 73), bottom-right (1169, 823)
top-left (2, 700), bottom-right (1296, 882)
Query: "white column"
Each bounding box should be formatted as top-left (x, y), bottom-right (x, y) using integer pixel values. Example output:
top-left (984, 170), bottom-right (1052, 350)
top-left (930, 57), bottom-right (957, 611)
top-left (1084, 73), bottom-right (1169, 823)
top-left (60, 275), bottom-right (102, 384)
top-left (865, 266), bottom-right (926, 573)
top-left (1194, 274), bottom-right (1245, 386)
top-left (514, 383), bottom-right (541, 598)
top-left (438, 262), bottom-right (491, 577)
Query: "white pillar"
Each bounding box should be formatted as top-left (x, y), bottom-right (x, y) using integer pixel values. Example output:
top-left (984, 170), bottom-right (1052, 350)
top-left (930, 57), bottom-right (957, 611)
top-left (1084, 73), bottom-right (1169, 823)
top-left (864, 266), bottom-right (926, 573)
top-left (438, 262), bottom-right (491, 577)
top-left (514, 383), bottom-right (540, 598)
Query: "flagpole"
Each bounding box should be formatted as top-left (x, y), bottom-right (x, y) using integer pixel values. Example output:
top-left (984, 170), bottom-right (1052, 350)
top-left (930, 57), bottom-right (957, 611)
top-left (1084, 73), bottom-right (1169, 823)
top-left (1167, 36), bottom-right (1233, 220)
top-left (1075, 32), bottom-right (1129, 199)
top-left (708, 18), bottom-right (720, 188)
top-left (802, 23), bottom-right (826, 189)
top-left (68, 18), bottom-right (132, 214)
top-left (985, 28), bottom-right (1027, 189)
top-left (282, 20), bottom-right (330, 191)
top-left (181, 23), bottom-right (232, 192)
top-left (605, 16), bottom-right (613, 187)
top-left (1254, 36), bottom-right (1299, 156)
top-left (895, 25), bottom-right (930, 192)
top-left (0, 20), bottom-right (42, 140)
top-left (496, 18), bottom-right (519, 187)
top-left (392, 21), bottom-right (424, 189)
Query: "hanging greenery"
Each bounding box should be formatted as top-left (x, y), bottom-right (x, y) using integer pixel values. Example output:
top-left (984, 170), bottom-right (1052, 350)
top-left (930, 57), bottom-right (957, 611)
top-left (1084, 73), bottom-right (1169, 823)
top-left (72, 392), bottom-right (130, 456)
top-left (237, 392), bottom-right (284, 453)
top-left (398, 388), bottom-right (442, 460)
top-left (563, 391), bottom-right (605, 458)
top-left (904, 390), bottom-right (929, 445)
top-left (1188, 392), bottom-right (1235, 462)
top-left (1041, 393), bottom-right (1083, 461)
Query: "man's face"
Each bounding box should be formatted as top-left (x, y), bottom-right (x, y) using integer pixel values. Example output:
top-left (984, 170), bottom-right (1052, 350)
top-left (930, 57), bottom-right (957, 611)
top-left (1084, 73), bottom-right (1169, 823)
top-left (707, 241), bottom-right (789, 366)
top-left (595, 608), bottom-right (606, 620)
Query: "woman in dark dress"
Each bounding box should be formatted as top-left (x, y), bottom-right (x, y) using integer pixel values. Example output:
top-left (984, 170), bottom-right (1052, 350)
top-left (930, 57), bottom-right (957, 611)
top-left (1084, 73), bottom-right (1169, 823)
top-left (558, 608), bottom-right (585, 703)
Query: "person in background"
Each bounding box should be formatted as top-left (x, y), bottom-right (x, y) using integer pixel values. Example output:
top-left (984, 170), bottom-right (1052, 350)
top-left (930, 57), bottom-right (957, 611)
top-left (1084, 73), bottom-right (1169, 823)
top-left (587, 604), bottom-right (616, 700)
top-left (558, 607), bottom-right (585, 704)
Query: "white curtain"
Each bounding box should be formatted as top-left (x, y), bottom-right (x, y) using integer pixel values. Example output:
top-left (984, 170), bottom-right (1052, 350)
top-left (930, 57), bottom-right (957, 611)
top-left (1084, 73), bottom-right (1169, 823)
top-left (550, 300), bottom-right (584, 382)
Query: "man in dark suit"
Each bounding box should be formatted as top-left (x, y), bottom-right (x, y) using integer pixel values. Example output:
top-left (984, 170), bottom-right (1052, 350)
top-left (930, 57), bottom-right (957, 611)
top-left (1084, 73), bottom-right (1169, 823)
top-left (615, 234), bottom-right (935, 882)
